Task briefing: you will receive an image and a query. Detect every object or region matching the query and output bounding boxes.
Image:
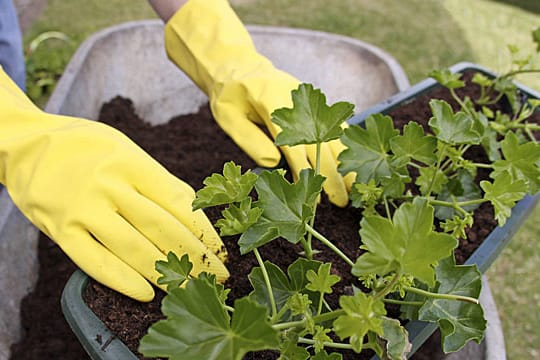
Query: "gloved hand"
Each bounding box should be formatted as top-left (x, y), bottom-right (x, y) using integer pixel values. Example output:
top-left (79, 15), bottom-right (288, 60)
top-left (164, 0), bottom-right (352, 207)
top-left (0, 69), bottom-right (228, 302)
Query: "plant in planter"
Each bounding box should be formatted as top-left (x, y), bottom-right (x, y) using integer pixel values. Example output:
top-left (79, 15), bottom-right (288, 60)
top-left (57, 28), bottom-right (538, 359)
top-left (137, 59), bottom-right (539, 358)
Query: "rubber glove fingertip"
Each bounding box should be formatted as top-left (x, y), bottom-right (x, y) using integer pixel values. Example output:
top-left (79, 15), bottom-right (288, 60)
top-left (121, 282), bottom-right (156, 303)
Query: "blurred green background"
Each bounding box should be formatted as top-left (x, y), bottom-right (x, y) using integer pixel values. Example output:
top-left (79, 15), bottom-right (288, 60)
top-left (21, 0), bottom-right (539, 358)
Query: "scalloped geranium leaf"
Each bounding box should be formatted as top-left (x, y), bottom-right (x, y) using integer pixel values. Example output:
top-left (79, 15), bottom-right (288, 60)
top-left (306, 262), bottom-right (340, 294)
top-left (390, 122), bottom-right (437, 165)
top-left (338, 114), bottom-right (399, 183)
top-left (429, 69), bottom-right (465, 89)
top-left (428, 100), bottom-right (482, 145)
top-left (334, 292), bottom-right (386, 352)
top-left (416, 166), bottom-right (448, 195)
top-left (481, 172), bottom-right (527, 226)
top-left (249, 259), bottom-right (322, 314)
top-left (156, 252), bottom-right (193, 291)
top-left (491, 131), bottom-right (540, 193)
top-left (139, 277), bottom-right (279, 360)
top-left (216, 198), bottom-right (263, 236)
top-left (435, 170), bottom-right (481, 220)
top-left (418, 256), bottom-right (486, 353)
top-left (380, 317), bottom-right (411, 360)
top-left (238, 169), bottom-right (325, 254)
top-left (193, 161), bottom-right (257, 210)
top-left (353, 198), bottom-right (457, 286)
top-left (272, 83), bottom-right (354, 146)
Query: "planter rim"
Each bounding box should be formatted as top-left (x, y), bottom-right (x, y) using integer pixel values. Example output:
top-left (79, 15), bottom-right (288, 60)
top-left (350, 61), bottom-right (540, 124)
top-left (61, 270), bottom-right (138, 360)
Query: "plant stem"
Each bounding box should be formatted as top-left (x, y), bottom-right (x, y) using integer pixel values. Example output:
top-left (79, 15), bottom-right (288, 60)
top-left (500, 68), bottom-right (540, 79)
top-left (427, 197), bottom-right (486, 217)
top-left (450, 88), bottom-right (476, 118)
top-left (297, 337), bottom-right (354, 350)
top-left (374, 272), bottom-right (401, 301)
top-left (317, 292), bottom-right (324, 316)
top-left (305, 142), bottom-right (323, 260)
top-left (429, 198), bottom-right (486, 208)
top-left (383, 298), bottom-right (424, 306)
top-left (405, 286), bottom-right (479, 304)
top-left (471, 162), bottom-right (493, 169)
top-left (426, 143), bottom-right (447, 197)
top-left (306, 224), bottom-right (355, 267)
top-left (300, 238), bottom-right (314, 259)
top-left (273, 309), bottom-right (346, 331)
top-left (254, 249), bottom-right (278, 319)
top-left (525, 127), bottom-right (537, 143)
top-left (383, 196), bottom-right (392, 221)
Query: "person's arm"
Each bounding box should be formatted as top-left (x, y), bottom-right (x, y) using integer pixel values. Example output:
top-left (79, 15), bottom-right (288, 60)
top-left (162, 0), bottom-right (352, 207)
top-left (147, 0), bottom-right (188, 22)
top-left (0, 68), bottom-right (228, 302)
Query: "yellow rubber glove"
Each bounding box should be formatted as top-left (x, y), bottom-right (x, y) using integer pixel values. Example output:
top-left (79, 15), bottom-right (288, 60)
top-left (164, 0), bottom-right (352, 207)
top-left (0, 69), bottom-right (228, 302)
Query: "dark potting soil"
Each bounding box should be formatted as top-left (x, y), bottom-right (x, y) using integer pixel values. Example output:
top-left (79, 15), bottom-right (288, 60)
top-left (11, 70), bottom-right (539, 360)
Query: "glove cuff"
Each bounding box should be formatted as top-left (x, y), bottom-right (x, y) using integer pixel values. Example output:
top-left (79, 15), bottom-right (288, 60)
top-left (164, 0), bottom-right (274, 96)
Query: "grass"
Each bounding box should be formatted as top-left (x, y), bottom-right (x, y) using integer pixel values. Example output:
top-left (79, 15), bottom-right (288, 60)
top-left (25, 0), bottom-right (539, 358)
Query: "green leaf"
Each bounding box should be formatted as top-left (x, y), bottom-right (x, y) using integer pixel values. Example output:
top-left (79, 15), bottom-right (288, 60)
top-left (434, 170), bottom-right (481, 220)
top-left (139, 277), bottom-right (279, 360)
top-left (416, 166), bottom-right (448, 195)
top-left (193, 161), bottom-right (257, 210)
top-left (353, 198), bottom-right (457, 286)
top-left (339, 114), bottom-right (399, 183)
top-left (491, 131), bottom-right (540, 193)
top-left (286, 293), bottom-right (315, 333)
top-left (272, 83), bottom-right (354, 146)
top-left (390, 122), bottom-right (437, 165)
top-left (312, 326), bottom-right (333, 353)
top-left (238, 169), bottom-right (325, 254)
top-left (306, 263), bottom-right (340, 294)
top-left (380, 171), bottom-right (410, 198)
top-left (429, 69), bottom-right (465, 89)
top-left (279, 344), bottom-right (310, 360)
top-left (380, 317), bottom-right (412, 360)
top-left (249, 259), bottom-right (322, 316)
top-left (216, 198), bottom-right (263, 236)
top-left (471, 73), bottom-right (492, 88)
top-left (481, 126), bottom-right (502, 162)
top-left (441, 214), bottom-right (474, 239)
top-left (350, 179), bottom-right (383, 210)
top-left (418, 257), bottom-right (486, 353)
top-left (156, 252), bottom-right (193, 291)
top-left (333, 292), bottom-right (386, 352)
top-left (481, 172), bottom-right (527, 226)
top-left (279, 329), bottom-right (310, 360)
top-left (428, 100), bottom-right (482, 144)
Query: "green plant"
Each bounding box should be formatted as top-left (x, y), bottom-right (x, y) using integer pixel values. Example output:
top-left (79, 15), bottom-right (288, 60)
top-left (137, 32), bottom-right (540, 360)
top-left (25, 31), bottom-right (74, 104)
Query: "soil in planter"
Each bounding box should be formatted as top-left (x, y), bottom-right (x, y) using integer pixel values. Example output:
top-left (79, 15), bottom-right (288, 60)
top-left (12, 71), bottom-right (539, 360)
